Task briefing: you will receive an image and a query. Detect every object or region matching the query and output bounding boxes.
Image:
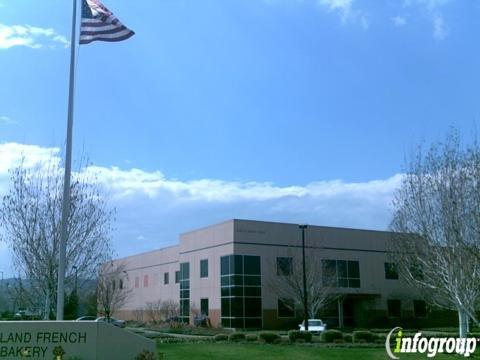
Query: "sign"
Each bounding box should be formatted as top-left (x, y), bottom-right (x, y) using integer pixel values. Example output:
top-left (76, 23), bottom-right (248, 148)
top-left (0, 321), bottom-right (155, 359)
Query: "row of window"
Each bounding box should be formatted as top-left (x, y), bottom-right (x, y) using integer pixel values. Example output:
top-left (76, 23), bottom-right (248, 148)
top-left (388, 299), bottom-right (427, 318)
top-left (220, 255), bottom-right (262, 329)
top-left (130, 258), bottom-right (411, 290)
top-left (276, 257), bottom-right (418, 286)
top-left (277, 298), bottom-right (428, 319)
top-left (132, 259), bottom-right (210, 289)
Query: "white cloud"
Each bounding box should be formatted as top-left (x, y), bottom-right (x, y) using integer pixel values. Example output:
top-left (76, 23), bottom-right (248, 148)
top-left (0, 24), bottom-right (69, 50)
top-left (0, 116), bottom-right (17, 125)
top-left (0, 142), bottom-right (402, 277)
top-left (404, 0), bottom-right (450, 40)
top-left (391, 16), bottom-right (407, 27)
top-left (433, 13), bottom-right (447, 40)
top-left (317, 0), bottom-right (369, 28)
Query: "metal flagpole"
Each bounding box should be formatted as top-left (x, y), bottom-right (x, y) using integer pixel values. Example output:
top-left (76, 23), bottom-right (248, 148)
top-left (56, 0), bottom-right (79, 321)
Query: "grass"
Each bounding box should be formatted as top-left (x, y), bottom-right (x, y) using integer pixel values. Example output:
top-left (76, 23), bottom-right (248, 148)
top-left (156, 342), bottom-right (455, 360)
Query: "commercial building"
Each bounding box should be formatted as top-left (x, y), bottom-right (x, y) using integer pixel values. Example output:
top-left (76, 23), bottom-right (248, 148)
top-left (111, 219), bottom-right (453, 329)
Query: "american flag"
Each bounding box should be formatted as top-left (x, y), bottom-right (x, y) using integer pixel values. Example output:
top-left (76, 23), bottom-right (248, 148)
top-left (80, 0), bottom-right (134, 45)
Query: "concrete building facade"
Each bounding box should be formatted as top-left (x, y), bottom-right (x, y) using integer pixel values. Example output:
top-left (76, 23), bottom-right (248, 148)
top-left (112, 219), bottom-right (450, 329)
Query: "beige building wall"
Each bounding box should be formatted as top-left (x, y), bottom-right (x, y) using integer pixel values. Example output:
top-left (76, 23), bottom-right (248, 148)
top-left (110, 219), bottom-right (429, 328)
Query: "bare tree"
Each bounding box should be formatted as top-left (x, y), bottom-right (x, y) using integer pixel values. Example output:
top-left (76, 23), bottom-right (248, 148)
top-left (145, 299), bottom-right (180, 324)
top-left (390, 131), bottom-right (480, 337)
top-left (268, 254), bottom-right (337, 319)
top-left (0, 157), bottom-right (114, 316)
top-left (97, 261), bottom-right (132, 320)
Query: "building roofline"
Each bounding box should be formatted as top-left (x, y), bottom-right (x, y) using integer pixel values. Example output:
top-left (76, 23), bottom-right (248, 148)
top-left (180, 219), bottom-right (235, 236)
top-left (232, 218), bottom-right (396, 235)
top-left (112, 243), bottom-right (179, 262)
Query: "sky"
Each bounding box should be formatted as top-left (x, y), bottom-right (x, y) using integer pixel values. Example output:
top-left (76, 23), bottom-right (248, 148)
top-left (1, 0), bottom-right (480, 277)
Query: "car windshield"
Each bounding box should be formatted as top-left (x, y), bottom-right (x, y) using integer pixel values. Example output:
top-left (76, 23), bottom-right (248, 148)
top-left (309, 320), bottom-right (322, 326)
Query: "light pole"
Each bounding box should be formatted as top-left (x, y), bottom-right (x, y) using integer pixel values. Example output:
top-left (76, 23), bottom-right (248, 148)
top-left (299, 224), bottom-right (309, 331)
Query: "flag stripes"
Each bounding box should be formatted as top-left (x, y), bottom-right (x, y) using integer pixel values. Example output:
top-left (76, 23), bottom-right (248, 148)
top-left (80, 0), bottom-right (134, 45)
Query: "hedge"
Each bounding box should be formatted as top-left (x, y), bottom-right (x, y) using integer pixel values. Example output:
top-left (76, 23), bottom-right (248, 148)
top-left (228, 333), bottom-right (246, 342)
top-left (246, 334), bottom-right (258, 342)
top-left (352, 331), bottom-right (377, 343)
top-left (214, 334), bottom-right (229, 341)
top-left (321, 330), bottom-right (343, 343)
top-left (288, 330), bottom-right (312, 343)
top-left (259, 332), bottom-right (281, 344)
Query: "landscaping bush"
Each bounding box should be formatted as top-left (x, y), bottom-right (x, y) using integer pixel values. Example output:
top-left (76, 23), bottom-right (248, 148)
top-left (135, 350), bottom-right (157, 360)
top-left (343, 334), bottom-right (353, 343)
top-left (352, 331), bottom-right (377, 343)
top-left (259, 332), bottom-right (281, 344)
top-left (288, 330), bottom-right (312, 343)
top-left (229, 333), bottom-right (246, 342)
top-left (214, 334), bottom-right (229, 342)
top-left (246, 334), bottom-right (258, 342)
top-left (321, 330), bottom-right (343, 343)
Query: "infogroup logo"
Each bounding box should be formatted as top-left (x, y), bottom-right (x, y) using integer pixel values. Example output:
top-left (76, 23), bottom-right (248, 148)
top-left (385, 327), bottom-right (477, 359)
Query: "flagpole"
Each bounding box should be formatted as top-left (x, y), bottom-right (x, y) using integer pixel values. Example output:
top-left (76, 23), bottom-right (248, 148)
top-left (56, 0), bottom-right (78, 321)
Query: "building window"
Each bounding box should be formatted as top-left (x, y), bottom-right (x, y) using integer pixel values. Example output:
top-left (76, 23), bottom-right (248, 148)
top-left (135, 277), bottom-right (139, 288)
top-left (175, 270), bottom-right (180, 284)
top-left (410, 265), bottom-right (424, 281)
top-left (322, 259), bottom-right (360, 288)
top-left (220, 255), bottom-right (262, 329)
top-left (164, 272), bottom-right (169, 285)
top-left (200, 259), bottom-right (208, 278)
top-left (201, 298), bottom-right (209, 316)
top-left (387, 300), bottom-right (401, 318)
top-left (276, 257), bottom-right (293, 276)
top-left (143, 275), bottom-right (149, 287)
top-left (384, 263), bottom-right (399, 280)
top-left (414, 300), bottom-right (427, 318)
top-left (278, 298), bottom-right (295, 318)
top-left (119, 279), bottom-right (123, 290)
top-left (179, 262), bottom-right (190, 323)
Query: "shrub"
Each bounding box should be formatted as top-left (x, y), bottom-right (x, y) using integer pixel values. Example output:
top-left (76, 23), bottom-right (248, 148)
top-left (214, 334), bottom-right (229, 341)
top-left (353, 330), bottom-right (377, 343)
top-left (229, 333), bottom-right (246, 342)
top-left (259, 332), bottom-right (281, 344)
top-left (246, 334), bottom-right (258, 342)
top-left (343, 334), bottom-right (353, 343)
top-left (288, 330), bottom-right (312, 343)
top-left (135, 350), bottom-right (157, 360)
top-left (321, 330), bottom-right (343, 343)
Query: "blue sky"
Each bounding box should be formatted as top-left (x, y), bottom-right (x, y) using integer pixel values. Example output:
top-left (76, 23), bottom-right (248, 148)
top-left (0, 0), bottom-right (479, 276)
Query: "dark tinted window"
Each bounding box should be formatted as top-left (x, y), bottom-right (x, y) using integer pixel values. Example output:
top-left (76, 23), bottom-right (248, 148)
top-left (164, 272), bottom-right (169, 284)
top-left (180, 262), bottom-right (190, 280)
top-left (414, 300), bottom-right (427, 318)
top-left (244, 298), bottom-right (262, 317)
top-left (221, 256), bottom-right (230, 276)
top-left (278, 298), bottom-right (295, 318)
top-left (200, 259), bottom-right (208, 278)
top-left (337, 260), bottom-right (348, 278)
top-left (384, 263), bottom-right (399, 280)
top-left (347, 261), bottom-right (360, 278)
top-left (276, 257), bottom-right (293, 276)
top-left (234, 255), bottom-right (244, 274)
top-left (201, 298), bottom-right (209, 316)
top-left (175, 270), bottom-right (180, 284)
top-left (244, 256), bottom-right (260, 275)
top-left (387, 300), bottom-right (401, 317)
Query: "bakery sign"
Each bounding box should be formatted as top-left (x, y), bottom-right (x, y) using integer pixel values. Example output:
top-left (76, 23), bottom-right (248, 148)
top-left (0, 321), bottom-right (155, 360)
top-left (0, 331), bottom-right (87, 358)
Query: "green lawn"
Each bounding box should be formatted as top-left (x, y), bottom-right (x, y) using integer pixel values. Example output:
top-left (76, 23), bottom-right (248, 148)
top-left (157, 343), bottom-right (455, 360)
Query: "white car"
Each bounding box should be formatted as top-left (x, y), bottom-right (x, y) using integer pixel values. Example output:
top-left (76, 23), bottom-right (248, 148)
top-left (298, 319), bottom-right (326, 333)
